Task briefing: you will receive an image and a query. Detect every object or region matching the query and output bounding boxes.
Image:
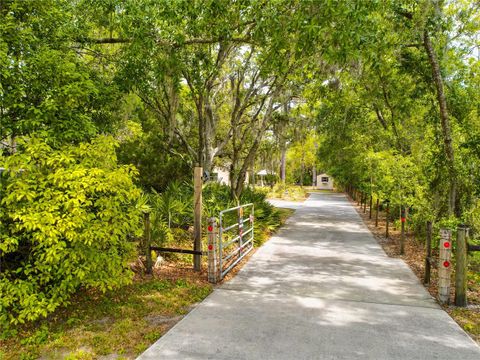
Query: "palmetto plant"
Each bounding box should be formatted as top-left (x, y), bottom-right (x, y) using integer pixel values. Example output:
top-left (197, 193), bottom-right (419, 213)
top-left (148, 181), bottom-right (193, 245)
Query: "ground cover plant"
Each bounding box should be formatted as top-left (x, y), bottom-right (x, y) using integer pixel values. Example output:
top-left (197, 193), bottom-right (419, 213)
top-left (1, 276), bottom-right (212, 360)
top-left (267, 184), bottom-right (308, 202)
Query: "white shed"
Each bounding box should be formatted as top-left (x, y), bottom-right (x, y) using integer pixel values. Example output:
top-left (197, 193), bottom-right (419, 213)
top-left (212, 166), bottom-right (249, 186)
top-left (212, 167), bottom-right (230, 185)
top-left (316, 173), bottom-right (334, 190)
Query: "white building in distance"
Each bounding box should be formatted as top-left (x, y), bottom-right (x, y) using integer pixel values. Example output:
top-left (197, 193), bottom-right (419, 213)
top-left (316, 173), bottom-right (334, 190)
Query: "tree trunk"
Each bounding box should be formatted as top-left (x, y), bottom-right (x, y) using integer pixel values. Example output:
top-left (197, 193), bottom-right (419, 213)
top-left (300, 160), bottom-right (304, 187)
top-left (233, 96), bottom-right (277, 198)
top-left (280, 142), bottom-right (286, 184)
top-left (423, 29), bottom-right (457, 216)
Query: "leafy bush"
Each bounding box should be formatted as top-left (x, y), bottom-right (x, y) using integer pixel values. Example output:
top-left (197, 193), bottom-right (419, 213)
top-left (146, 182), bottom-right (283, 249)
top-left (203, 183), bottom-right (281, 245)
top-left (0, 136), bottom-right (142, 325)
top-left (148, 181), bottom-right (193, 249)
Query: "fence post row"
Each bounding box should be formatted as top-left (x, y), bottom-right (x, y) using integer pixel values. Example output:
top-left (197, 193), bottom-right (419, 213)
top-left (345, 184), bottom-right (476, 307)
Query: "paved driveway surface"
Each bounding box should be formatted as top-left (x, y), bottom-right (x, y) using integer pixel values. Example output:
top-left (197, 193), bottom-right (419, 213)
top-left (138, 192), bottom-right (480, 360)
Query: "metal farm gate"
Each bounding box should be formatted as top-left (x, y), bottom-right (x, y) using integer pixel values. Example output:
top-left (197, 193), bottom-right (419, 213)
top-left (207, 203), bottom-right (254, 283)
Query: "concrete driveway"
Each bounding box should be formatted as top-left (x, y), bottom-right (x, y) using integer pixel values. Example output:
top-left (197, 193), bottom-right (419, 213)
top-left (138, 192), bottom-right (480, 359)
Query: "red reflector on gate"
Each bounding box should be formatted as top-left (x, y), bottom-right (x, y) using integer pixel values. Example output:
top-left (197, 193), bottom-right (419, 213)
top-left (208, 244), bottom-right (213, 251)
top-left (401, 217), bottom-right (406, 223)
top-left (443, 242), bottom-right (450, 248)
top-left (208, 225), bottom-right (213, 232)
top-left (443, 260), bottom-right (450, 268)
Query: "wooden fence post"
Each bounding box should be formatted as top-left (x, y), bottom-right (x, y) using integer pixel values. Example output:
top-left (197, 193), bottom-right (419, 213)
top-left (375, 198), bottom-right (379, 227)
top-left (369, 195), bottom-right (373, 219)
top-left (385, 201), bottom-right (390, 238)
top-left (424, 221), bottom-right (432, 284)
top-left (455, 225), bottom-right (468, 307)
top-left (400, 206), bottom-right (406, 255)
top-left (438, 229), bottom-right (452, 304)
top-left (193, 166), bottom-right (203, 271)
top-left (144, 212), bottom-right (153, 274)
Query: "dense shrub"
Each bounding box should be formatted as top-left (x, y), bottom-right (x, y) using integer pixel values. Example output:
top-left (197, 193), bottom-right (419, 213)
top-left (0, 136), bottom-right (142, 325)
top-left (203, 183), bottom-right (281, 245)
top-left (147, 182), bottom-right (282, 248)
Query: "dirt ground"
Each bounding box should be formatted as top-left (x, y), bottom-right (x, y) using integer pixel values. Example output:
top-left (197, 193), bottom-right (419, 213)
top-left (349, 196), bottom-right (480, 344)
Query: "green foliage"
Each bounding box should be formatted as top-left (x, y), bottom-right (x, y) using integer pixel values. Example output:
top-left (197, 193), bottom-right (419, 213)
top-left (268, 184), bottom-right (307, 202)
top-left (286, 130), bottom-right (319, 186)
top-left (0, 0), bottom-right (121, 147)
top-left (0, 136), bottom-right (142, 325)
top-left (146, 181), bottom-right (282, 248)
top-left (115, 97), bottom-right (192, 192)
top-left (2, 278), bottom-right (212, 360)
top-left (312, 0), bottom-right (480, 236)
top-left (148, 181), bottom-right (193, 247)
top-left (1, 0), bottom-right (478, 332)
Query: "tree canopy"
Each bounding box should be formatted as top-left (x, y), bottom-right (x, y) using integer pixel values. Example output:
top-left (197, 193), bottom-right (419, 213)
top-left (1, 0), bottom-right (479, 324)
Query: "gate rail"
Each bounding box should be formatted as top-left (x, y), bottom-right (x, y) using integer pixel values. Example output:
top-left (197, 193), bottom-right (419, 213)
top-left (208, 203), bottom-right (254, 282)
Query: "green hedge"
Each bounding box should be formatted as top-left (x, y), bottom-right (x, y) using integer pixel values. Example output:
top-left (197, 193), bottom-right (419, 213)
top-left (0, 136), bottom-right (142, 325)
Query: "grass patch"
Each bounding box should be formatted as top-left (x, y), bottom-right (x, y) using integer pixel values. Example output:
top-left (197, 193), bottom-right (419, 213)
top-left (267, 184), bottom-right (308, 201)
top-left (276, 207), bottom-right (295, 223)
top-left (2, 278), bottom-right (212, 360)
top-left (254, 206), bottom-right (295, 246)
top-left (307, 189), bottom-right (335, 193)
top-left (448, 308), bottom-right (480, 342)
